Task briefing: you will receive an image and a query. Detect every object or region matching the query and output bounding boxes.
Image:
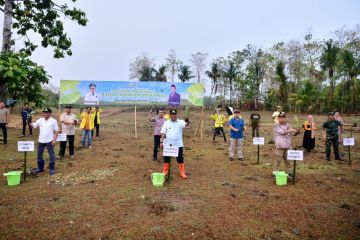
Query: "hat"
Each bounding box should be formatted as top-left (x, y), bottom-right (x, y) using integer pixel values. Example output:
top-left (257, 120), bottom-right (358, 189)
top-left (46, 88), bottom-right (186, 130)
top-left (234, 109), bottom-right (240, 113)
top-left (170, 109), bottom-right (177, 115)
top-left (278, 111), bottom-right (286, 117)
top-left (65, 104), bottom-right (72, 109)
top-left (327, 112), bottom-right (335, 116)
top-left (42, 107), bottom-right (52, 113)
top-left (86, 106), bottom-right (92, 110)
top-left (277, 105), bottom-right (282, 110)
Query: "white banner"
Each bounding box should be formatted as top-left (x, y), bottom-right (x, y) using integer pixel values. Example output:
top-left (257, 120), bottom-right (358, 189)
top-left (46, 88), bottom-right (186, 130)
top-left (18, 141), bottom-right (35, 152)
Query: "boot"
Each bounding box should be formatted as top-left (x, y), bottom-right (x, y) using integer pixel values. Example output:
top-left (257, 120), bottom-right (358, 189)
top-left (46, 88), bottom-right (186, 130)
top-left (179, 163), bottom-right (188, 179)
top-left (162, 163), bottom-right (170, 175)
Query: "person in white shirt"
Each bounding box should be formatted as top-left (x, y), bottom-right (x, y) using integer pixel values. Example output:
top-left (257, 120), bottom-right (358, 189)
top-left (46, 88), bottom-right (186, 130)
top-left (30, 108), bottom-right (59, 175)
top-left (160, 109), bottom-right (190, 179)
top-left (59, 104), bottom-right (78, 159)
top-left (84, 83), bottom-right (99, 105)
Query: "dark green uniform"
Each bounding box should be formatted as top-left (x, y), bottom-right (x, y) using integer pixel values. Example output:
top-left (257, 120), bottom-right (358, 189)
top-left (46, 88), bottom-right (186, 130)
top-left (250, 113), bottom-right (260, 137)
top-left (322, 120), bottom-right (342, 160)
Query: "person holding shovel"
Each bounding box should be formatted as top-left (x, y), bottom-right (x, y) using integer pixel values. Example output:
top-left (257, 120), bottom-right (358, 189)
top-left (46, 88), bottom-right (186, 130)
top-left (149, 108), bottom-right (166, 161)
top-left (160, 109), bottom-right (190, 179)
top-left (273, 112), bottom-right (299, 177)
top-left (30, 108), bottom-right (59, 175)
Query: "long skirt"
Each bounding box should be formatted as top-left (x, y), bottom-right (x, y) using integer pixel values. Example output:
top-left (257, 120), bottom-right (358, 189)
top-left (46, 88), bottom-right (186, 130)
top-left (303, 130), bottom-right (315, 150)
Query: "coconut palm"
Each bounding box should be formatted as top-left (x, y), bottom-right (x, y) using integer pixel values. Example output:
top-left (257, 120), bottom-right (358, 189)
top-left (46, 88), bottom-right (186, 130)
top-left (178, 65), bottom-right (195, 82)
top-left (153, 65), bottom-right (167, 82)
top-left (275, 61), bottom-right (288, 108)
top-left (205, 62), bottom-right (221, 107)
top-left (223, 61), bottom-right (241, 105)
top-left (341, 49), bottom-right (360, 111)
top-left (320, 39), bottom-right (340, 105)
top-left (289, 80), bottom-right (318, 112)
top-left (139, 66), bottom-right (155, 81)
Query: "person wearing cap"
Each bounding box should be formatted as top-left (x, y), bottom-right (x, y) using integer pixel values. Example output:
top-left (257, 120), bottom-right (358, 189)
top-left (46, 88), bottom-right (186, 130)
top-left (84, 83), bottom-right (100, 106)
top-left (322, 112), bottom-right (343, 161)
top-left (91, 106), bottom-right (103, 138)
top-left (269, 105), bottom-right (283, 144)
top-left (59, 105), bottom-right (78, 159)
top-left (211, 105), bottom-right (227, 142)
top-left (30, 108), bottom-right (59, 175)
top-left (149, 107), bottom-right (166, 161)
top-left (229, 109), bottom-right (245, 161)
top-left (273, 112), bottom-right (298, 176)
top-left (80, 106), bottom-right (95, 148)
top-left (160, 109), bottom-right (190, 179)
top-left (168, 84), bottom-right (181, 107)
top-left (0, 100), bottom-right (9, 144)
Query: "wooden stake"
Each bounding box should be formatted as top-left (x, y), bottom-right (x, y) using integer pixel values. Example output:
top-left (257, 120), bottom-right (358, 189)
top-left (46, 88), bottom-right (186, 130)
top-left (134, 105), bottom-right (137, 138)
top-left (200, 107), bottom-right (204, 139)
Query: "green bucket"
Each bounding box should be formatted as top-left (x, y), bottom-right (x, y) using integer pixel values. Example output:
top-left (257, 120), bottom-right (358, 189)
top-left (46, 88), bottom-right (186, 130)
top-left (3, 171), bottom-right (22, 186)
top-left (151, 173), bottom-right (165, 187)
top-left (275, 171), bottom-right (288, 186)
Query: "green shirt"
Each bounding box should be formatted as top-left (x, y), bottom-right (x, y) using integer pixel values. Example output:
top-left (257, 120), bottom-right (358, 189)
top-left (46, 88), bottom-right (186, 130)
top-left (322, 120), bottom-right (342, 139)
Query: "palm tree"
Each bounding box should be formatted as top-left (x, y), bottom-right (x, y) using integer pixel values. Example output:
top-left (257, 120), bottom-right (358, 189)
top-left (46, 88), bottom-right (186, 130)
top-left (223, 61), bottom-right (241, 105)
top-left (205, 62), bottom-right (221, 107)
top-left (275, 61), bottom-right (288, 108)
top-left (289, 80), bottom-right (318, 112)
top-left (153, 65), bottom-right (167, 82)
top-left (341, 49), bottom-right (360, 112)
top-left (320, 39), bottom-right (340, 106)
top-left (178, 65), bottom-right (195, 82)
top-left (139, 66), bottom-right (155, 81)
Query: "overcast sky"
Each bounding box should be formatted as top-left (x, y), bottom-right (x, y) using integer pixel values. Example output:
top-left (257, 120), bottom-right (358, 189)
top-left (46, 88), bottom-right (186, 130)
top-left (1, 0), bottom-right (360, 88)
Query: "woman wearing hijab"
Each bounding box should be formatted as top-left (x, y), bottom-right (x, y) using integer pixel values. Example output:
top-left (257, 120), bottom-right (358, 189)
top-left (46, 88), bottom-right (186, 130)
top-left (302, 115), bottom-right (316, 151)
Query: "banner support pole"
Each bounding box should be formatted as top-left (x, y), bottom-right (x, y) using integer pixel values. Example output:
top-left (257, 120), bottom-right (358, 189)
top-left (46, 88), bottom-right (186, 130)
top-left (135, 105), bottom-right (137, 138)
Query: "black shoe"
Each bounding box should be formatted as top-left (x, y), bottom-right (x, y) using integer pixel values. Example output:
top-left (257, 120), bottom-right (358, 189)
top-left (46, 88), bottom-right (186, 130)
top-left (49, 170), bottom-right (55, 175)
top-left (238, 158), bottom-right (243, 161)
top-left (32, 168), bottom-right (44, 174)
top-left (288, 172), bottom-right (293, 178)
top-left (326, 156), bottom-right (330, 161)
top-left (335, 157), bottom-right (343, 161)
top-left (230, 157), bottom-right (234, 161)
top-left (152, 157), bottom-right (157, 161)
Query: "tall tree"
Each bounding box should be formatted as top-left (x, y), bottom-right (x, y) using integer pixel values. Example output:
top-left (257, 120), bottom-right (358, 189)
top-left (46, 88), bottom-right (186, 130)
top-left (205, 62), bottom-right (221, 107)
top-left (165, 49), bottom-right (182, 82)
top-left (275, 61), bottom-right (288, 108)
top-left (341, 49), bottom-right (360, 111)
top-left (178, 65), bottom-right (195, 83)
top-left (223, 61), bottom-right (240, 105)
top-left (190, 52), bottom-right (208, 83)
top-left (129, 53), bottom-right (156, 80)
top-left (153, 65), bottom-right (167, 82)
top-left (320, 39), bottom-right (340, 106)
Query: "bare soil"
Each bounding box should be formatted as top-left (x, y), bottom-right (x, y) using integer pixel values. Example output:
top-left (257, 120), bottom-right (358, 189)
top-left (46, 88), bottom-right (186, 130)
top-left (0, 109), bottom-right (359, 240)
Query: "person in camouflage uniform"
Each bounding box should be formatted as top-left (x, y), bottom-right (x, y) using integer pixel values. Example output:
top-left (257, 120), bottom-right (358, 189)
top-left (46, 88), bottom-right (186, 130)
top-left (322, 112), bottom-right (343, 161)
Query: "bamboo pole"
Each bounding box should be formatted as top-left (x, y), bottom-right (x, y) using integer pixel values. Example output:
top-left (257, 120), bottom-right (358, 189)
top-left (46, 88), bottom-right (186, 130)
top-left (135, 105), bottom-right (137, 138)
top-left (200, 107), bottom-right (204, 139)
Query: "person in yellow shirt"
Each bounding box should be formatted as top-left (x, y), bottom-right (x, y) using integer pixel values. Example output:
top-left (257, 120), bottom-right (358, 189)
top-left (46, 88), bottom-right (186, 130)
top-left (91, 106), bottom-right (103, 139)
top-left (80, 106), bottom-right (95, 148)
top-left (211, 106), bottom-right (227, 142)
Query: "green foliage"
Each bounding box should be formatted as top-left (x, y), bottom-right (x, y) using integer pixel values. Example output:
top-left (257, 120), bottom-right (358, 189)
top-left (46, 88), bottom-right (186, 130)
top-left (0, 51), bottom-right (50, 106)
top-left (178, 65), bottom-right (195, 82)
top-left (4, 0), bottom-right (88, 58)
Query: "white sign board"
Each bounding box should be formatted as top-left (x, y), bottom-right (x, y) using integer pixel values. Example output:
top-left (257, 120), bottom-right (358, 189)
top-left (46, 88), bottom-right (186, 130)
top-left (253, 137), bottom-right (265, 145)
top-left (343, 138), bottom-right (355, 146)
top-left (56, 134), bottom-right (67, 142)
top-left (287, 150), bottom-right (304, 161)
top-left (163, 146), bottom-right (179, 157)
top-left (18, 141), bottom-right (34, 152)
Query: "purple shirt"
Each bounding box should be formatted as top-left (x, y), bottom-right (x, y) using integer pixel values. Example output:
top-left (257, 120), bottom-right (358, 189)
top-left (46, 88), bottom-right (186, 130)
top-left (150, 116), bottom-right (166, 135)
top-left (168, 92), bottom-right (180, 106)
top-left (274, 123), bottom-right (292, 149)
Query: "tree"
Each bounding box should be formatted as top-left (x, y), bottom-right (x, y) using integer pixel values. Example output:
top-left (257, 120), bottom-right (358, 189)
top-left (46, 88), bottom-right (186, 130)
top-left (289, 80), bottom-right (318, 112)
top-left (153, 65), bottom-right (167, 82)
top-left (1, 0), bottom-right (87, 56)
top-left (320, 39), bottom-right (340, 106)
top-left (165, 49), bottom-right (182, 82)
top-left (275, 61), bottom-right (288, 108)
top-left (139, 66), bottom-right (155, 81)
top-left (223, 61), bottom-right (241, 105)
top-left (178, 65), bottom-right (195, 83)
top-left (190, 52), bottom-right (208, 83)
top-left (129, 53), bottom-right (156, 80)
top-left (0, 51), bottom-right (50, 105)
top-left (341, 49), bottom-right (360, 111)
top-left (205, 62), bottom-right (221, 107)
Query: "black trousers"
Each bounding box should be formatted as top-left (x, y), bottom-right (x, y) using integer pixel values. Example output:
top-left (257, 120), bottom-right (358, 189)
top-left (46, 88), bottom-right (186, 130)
top-left (153, 135), bottom-right (161, 159)
top-left (92, 124), bottom-right (100, 137)
top-left (0, 123), bottom-right (7, 144)
top-left (22, 120), bottom-right (32, 136)
top-left (59, 135), bottom-right (75, 157)
top-left (213, 127), bottom-right (227, 142)
top-left (164, 147), bottom-right (184, 164)
top-left (252, 125), bottom-right (259, 137)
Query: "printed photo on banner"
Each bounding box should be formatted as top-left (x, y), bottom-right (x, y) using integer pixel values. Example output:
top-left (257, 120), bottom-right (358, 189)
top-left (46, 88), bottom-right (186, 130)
top-left (59, 80), bottom-right (204, 106)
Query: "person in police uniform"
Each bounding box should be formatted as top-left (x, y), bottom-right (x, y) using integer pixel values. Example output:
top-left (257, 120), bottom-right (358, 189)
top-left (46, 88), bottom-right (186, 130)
top-left (84, 83), bottom-right (99, 105)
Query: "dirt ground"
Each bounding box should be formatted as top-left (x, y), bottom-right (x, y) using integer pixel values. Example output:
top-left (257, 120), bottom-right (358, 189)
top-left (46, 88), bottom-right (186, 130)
top-left (0, 109), bottom-right (360, 240)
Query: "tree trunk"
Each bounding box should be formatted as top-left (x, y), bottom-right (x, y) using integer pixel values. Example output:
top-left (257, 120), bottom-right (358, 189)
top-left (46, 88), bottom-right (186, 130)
top-left (2, 0), bottom-right (13, 52)
top-left (229, 78), bottom-right (232, 105)
top-left (208, 83), bottom-right (215, 108)
top-left (352, 76), bottom-right (357, 112)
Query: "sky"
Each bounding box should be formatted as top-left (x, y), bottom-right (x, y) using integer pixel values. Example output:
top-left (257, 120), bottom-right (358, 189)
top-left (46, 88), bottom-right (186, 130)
top-left (1, 0), bottom-right (360, 89)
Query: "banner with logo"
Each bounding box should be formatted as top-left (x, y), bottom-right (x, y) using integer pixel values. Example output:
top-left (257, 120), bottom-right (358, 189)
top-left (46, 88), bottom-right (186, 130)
top-left (60, 80), bottom-right (204, 106)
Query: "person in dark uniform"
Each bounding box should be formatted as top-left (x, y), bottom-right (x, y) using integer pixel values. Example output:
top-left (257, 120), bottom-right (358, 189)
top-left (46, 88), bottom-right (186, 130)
top-left (322, 112), bottom-right (343, 161)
